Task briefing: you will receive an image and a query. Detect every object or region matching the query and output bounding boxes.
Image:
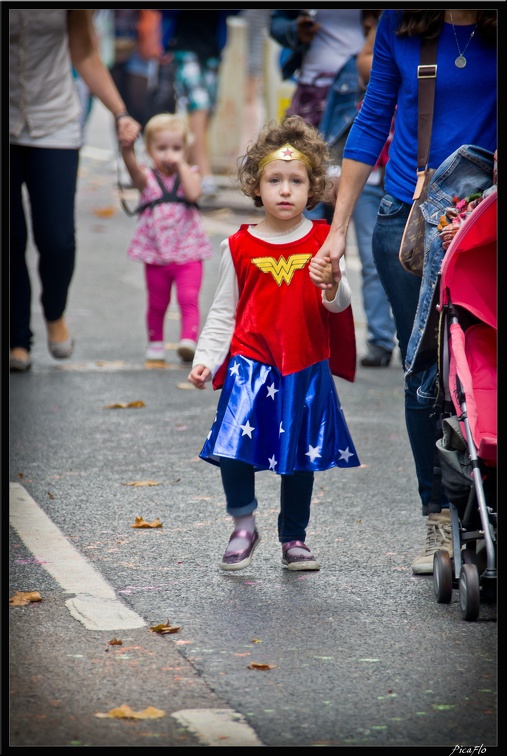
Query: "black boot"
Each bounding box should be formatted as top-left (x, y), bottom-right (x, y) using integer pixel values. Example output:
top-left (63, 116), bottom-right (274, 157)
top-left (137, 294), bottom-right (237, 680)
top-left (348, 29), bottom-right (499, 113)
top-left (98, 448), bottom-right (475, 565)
top-left (360, 344), bottom-right (392, 367)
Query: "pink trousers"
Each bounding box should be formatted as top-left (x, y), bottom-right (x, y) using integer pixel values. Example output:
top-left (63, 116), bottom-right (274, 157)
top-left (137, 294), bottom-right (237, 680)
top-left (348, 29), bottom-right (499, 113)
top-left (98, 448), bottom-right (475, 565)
top-left (144, 260), bottom-right (203, 343)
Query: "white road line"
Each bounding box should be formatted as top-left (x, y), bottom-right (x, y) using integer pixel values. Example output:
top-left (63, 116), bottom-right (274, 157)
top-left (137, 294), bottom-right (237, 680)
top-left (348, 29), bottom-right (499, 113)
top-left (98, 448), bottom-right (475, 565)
top-left (171, 709), bottom-right (264, 747)
top-left (10, 484), bottom-right (265, 746)
top-left (9, 482), bottom-right (145, 631)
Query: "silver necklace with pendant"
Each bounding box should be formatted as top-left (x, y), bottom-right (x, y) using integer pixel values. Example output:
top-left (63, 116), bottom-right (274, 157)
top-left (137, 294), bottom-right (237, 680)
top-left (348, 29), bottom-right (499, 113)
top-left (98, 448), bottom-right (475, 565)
top-left (449, 11), bottom-right (477, 68)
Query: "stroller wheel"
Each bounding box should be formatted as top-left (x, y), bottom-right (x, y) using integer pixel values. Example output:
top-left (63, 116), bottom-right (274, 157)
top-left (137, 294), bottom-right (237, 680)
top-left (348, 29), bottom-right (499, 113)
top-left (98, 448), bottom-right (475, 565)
top-left (459, 563), bottom-right (480, 621)
top-left (433, 550), bottom-right (453, 604)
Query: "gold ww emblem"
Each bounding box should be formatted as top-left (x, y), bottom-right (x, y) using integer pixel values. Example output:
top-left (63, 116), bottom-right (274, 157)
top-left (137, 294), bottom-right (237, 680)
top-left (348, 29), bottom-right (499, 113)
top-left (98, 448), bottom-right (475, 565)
top-left (251, 253), bottom-right (311, 286)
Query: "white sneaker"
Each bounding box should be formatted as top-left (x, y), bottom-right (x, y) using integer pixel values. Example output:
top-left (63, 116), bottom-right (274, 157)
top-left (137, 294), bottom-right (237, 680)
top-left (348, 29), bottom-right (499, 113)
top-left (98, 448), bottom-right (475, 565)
top-left (145, 341), bottom-right (165, 361)
top-left (177, 339), bottom-right (196, 363)
top-left (411, 510), bottom-right (453, 575)
top-left (201, 175), bottom-right (218, 198)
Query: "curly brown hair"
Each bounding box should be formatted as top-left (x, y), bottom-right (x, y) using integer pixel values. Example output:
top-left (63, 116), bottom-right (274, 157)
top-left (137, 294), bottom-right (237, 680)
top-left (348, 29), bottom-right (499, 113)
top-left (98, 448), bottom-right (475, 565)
top-left (237, 115), bottom-right (330, 210)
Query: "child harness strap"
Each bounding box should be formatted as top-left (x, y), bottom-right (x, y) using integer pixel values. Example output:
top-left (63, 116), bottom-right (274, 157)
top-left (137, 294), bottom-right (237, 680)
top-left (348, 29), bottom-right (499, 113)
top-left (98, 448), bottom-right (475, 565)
top-left (118, 163), bottom-right (199, 217)
top-left (136, 171), bottom-right (199, 214)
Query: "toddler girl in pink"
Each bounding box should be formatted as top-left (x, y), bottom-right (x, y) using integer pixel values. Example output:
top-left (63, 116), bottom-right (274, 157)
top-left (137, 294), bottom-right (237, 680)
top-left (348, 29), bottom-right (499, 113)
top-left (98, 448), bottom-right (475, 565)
top-left (121, 113), bottom-right (213, 363)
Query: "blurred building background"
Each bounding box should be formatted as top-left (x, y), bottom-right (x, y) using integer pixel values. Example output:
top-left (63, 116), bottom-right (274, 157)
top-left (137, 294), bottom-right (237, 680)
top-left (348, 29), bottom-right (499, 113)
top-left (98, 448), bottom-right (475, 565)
top-left (207, 13), bottom-right (295, 174)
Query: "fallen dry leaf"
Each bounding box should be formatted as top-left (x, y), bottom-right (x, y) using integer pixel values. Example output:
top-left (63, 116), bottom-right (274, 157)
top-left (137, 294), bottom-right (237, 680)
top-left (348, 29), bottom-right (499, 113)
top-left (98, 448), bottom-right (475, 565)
top-left (9, 591), bottom-right (43, 606)
top-left (144, 360), bottom-right (168, 369)
top-left (93, 206), bottom-right (116, 217)
top-left (103, 400), bottom-right (146, 409)
top-left (131, 516), bottom-right (163, 529)
top-left (247, 662), bottom-right (276, 670)
top-left (122, 480), bottom-right (162, 487)
top-left (251, 639), bottom-right (262, 644)
top-left (95, 704), bottom-right (165, 720)
top-left (149, 621), bottom-right (181, 635)
top-left (108, 638), bottom-right (123, 646)
top-left (95, 360), bottom-right (129, 368)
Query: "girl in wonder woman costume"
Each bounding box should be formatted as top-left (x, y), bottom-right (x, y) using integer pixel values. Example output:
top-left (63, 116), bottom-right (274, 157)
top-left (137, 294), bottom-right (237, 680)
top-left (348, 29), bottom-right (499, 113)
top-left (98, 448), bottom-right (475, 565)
top-left (188, 115), bottom-right (359, 572)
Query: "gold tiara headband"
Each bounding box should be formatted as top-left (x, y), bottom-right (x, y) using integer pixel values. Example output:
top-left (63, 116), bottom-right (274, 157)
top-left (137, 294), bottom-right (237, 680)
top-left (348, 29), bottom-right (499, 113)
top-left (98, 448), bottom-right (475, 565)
top-left (258, 143), bottom-right (312, 171)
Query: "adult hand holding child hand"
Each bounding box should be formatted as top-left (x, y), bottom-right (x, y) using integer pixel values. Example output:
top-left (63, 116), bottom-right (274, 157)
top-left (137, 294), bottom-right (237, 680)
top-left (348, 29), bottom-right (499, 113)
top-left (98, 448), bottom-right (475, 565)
top-left (116, 115), bottom-right (141, 148)
top-left (309, 231), bottom-right (347, 290)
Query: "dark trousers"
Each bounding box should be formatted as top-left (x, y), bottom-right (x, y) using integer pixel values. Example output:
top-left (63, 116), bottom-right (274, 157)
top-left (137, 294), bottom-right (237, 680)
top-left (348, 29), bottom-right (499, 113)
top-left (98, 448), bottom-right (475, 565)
top-left (10, 145), bottom-right (79, 351)
top-left (219, 457), bottom-right (315, 544)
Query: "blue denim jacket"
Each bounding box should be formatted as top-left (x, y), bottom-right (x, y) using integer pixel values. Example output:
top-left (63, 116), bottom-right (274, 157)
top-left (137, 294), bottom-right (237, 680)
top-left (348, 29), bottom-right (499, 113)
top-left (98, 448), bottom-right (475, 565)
top-left (318, 55), bottom-right (361, 152)
top-left (405, 144), bottom-right (495, 379)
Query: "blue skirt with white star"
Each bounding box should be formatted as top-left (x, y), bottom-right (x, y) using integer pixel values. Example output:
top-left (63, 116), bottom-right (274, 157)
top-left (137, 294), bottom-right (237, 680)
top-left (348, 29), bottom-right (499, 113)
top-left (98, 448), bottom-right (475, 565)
top-left (199, 355), bottom-right (360, 474)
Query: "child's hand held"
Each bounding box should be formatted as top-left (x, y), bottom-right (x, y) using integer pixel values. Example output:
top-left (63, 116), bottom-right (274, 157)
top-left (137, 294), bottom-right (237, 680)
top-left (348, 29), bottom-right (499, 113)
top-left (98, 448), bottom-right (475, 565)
top-left (309, 255), bottom-right (339, 288)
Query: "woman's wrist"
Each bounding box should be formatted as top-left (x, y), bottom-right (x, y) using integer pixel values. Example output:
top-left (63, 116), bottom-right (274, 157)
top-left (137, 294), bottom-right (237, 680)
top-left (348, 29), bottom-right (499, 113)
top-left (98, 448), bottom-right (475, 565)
top-left (114, 111), bottom-right (130, 124)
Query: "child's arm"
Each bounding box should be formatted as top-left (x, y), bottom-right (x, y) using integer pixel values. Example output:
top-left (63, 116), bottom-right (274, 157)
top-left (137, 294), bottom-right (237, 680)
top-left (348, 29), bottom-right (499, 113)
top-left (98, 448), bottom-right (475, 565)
top-left (309, 256), bottom-right (339, 301)
top-left (187, 239), bottom-right (238, 388)
top-left (121, 143), bottom-right (148, 193)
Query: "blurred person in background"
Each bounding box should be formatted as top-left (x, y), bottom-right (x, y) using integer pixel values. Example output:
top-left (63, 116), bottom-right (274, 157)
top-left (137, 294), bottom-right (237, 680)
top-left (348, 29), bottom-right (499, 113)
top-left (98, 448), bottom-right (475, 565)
top-left (159, 9), bottom-right (241, 197)
top-left (121, 114), bottom-right (213, 366)
top-left (108, 8), bottom-right (162, 129)
top-left (9, 8), bottom-right (141, 372)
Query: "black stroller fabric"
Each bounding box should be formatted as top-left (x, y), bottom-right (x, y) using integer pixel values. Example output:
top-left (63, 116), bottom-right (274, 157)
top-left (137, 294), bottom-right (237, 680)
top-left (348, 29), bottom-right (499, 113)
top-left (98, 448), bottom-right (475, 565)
top-left (436, 416), bottom-right (473, 516)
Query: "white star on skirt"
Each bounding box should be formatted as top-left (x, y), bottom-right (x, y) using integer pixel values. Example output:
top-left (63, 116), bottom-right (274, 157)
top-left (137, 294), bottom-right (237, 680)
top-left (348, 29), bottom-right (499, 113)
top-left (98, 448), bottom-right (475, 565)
top-left (240, 420), bottom-right (255, 438)
top-left (305, 445), bottom-right (322, 462)
top-left (338, 447), bottom-right (354, 463)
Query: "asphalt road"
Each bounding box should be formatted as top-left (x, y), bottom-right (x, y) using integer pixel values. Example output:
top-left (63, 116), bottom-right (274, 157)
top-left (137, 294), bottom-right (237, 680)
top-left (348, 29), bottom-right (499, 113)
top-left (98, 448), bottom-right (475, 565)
top-left (7, 103), bottom-right (498, 751)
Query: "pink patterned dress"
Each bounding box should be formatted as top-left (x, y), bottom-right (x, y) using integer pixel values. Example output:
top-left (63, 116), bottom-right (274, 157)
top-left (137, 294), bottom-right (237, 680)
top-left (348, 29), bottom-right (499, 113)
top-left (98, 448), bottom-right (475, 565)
top-left (127, 168), bottom-right (213, 265)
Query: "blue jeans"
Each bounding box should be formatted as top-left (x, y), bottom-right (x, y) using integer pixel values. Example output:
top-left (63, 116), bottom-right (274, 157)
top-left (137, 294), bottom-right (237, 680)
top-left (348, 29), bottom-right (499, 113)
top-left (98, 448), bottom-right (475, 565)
top-left (353, 184), bottom-right (396, 352)
top-left (10, 145), bottom-right (79, 352)
top-left (373, 194), bottom-right (446, 515)
top-left (306, 186), bottom-right (396, 351)
top-left (219, 457), bottom-right (315, 544)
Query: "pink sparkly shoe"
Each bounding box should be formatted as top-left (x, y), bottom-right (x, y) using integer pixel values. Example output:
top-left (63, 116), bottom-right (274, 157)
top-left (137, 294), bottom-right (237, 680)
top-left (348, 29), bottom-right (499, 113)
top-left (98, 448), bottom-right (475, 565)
top-left (281, 540), bottom-right (320, 571)
top-left (219, 529), bottom-right (261, 571)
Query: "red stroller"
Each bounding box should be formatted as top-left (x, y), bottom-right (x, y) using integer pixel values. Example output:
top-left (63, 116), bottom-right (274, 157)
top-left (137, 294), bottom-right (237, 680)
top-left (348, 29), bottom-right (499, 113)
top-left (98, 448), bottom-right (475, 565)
top-left (432, 188), bottom-right (497, 621)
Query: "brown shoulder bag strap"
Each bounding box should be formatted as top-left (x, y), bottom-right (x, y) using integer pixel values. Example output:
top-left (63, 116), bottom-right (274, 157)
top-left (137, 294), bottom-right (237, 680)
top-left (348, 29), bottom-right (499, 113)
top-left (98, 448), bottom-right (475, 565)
top-left (413, 36), bottom-right (438, 200)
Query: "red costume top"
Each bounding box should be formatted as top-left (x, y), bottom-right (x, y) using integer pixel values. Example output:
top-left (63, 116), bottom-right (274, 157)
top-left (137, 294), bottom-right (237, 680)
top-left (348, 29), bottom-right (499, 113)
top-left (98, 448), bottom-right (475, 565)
top-left (213, 220), bottom-right (356, 388)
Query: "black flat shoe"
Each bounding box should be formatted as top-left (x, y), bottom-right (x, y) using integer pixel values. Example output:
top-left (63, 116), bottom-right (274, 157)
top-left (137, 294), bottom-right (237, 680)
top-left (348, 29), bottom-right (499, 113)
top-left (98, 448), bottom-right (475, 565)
top-left (360, 345), bottom-right (392, 367)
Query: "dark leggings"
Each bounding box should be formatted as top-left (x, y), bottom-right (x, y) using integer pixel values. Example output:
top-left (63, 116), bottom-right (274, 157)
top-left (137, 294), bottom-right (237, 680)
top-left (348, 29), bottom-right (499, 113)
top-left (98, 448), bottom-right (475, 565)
top-left (10, 145), bottom-right (79, 351)
top-left (219, 457), bottom-right (315, 544)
